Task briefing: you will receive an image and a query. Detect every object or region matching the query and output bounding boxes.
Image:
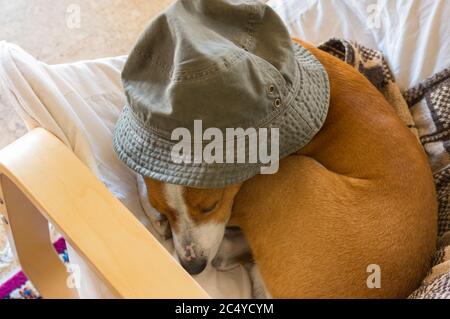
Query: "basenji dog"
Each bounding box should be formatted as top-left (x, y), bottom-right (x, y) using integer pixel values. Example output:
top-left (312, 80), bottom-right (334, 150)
top-left (143, 39), bottom-right (437, 298)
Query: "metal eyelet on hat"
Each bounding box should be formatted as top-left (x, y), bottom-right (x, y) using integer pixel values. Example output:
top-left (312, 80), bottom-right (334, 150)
top-left (273, 98), bottom-right (282, 108)
top-left (267, 84), bottom-right (275, 94)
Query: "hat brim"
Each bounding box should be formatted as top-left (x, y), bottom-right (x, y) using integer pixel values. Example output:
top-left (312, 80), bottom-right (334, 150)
top-left (113, 42), bottom-right (330, 188)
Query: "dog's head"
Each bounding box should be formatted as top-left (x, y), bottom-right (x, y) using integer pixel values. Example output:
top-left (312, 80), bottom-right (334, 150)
top-left (144, 177), bottom-right (241, 275)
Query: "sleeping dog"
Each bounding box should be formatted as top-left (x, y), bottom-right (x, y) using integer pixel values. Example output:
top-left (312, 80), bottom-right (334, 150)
top-left (142, 39), bottom-right (437, 298)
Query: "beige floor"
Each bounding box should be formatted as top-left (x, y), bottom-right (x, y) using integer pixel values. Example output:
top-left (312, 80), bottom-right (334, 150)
top-left (0, 0), bottom-right (173, 287)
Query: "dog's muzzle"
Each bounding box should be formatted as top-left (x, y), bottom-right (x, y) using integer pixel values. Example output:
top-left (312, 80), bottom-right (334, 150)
top-left (176, 241), bottom-right (208, 275)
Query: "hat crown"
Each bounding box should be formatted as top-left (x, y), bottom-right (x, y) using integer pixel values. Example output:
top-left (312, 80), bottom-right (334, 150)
top-left (122, 0), bottom-right (298, 134)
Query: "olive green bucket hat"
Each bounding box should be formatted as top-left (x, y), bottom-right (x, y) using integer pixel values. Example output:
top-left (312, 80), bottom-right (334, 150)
top-left (113, 0), bottom-right (330, 188)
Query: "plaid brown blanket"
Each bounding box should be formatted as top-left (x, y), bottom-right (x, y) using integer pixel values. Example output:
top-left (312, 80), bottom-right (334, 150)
top-left (319, 39), bottom-right (450, 299)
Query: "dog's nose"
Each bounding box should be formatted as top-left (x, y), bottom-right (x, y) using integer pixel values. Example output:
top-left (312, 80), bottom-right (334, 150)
top-left (179, 258), bottom-right (207, 275)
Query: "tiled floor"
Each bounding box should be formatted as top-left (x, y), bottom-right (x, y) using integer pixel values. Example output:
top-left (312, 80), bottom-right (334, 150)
top-left (0, 0), bottom-right (173, 286)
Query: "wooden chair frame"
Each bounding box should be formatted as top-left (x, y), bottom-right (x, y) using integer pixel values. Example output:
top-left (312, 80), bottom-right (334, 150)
top-left (0, 128), bottom-right (209, 299)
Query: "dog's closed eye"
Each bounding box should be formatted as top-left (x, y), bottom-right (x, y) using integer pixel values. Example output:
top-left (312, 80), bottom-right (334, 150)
top-left (200, 201), bottom-right (219, 214)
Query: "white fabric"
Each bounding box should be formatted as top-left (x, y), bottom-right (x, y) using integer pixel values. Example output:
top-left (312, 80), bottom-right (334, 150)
top-left (1, 0), bottom-right (449, 298)
top-left (0, 42), bottom-right (251, 299)
top-left (268, 0), bottom-right (450, 90)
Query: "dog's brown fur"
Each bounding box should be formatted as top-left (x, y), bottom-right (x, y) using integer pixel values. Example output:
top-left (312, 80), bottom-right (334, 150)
top-left (146, 39), bottom-right (437, 298)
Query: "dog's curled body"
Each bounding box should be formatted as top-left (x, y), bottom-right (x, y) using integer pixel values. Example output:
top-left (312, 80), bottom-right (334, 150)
top-left (145, 39), bottom-right (437, 298)
top-left (227, 39), bottom-right (437, 298)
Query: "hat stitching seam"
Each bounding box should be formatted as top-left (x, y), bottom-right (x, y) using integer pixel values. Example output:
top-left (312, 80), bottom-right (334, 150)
top-left (171, 51), bottom-right (245, 82)
top-left (115, 139), bottom-right (265, 170)
top-left (131, 50), bottom-right (173, 74)
top-left (115, 148), bottom-right (262, 183)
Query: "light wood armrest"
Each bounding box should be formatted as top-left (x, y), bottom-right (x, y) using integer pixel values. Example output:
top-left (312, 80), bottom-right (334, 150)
top-left (0, 128), bottom-right (208, 298)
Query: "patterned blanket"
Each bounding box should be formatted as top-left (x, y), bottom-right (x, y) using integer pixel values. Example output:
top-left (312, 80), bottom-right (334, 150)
top-left (318, 39), bottom-right (450, 299)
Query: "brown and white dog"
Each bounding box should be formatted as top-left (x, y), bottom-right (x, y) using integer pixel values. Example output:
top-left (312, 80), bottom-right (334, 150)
top-left (143, 39), bottom-right (438, 298)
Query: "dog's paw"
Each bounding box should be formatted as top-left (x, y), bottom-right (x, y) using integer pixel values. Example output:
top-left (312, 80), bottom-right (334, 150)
top-left (212, 227), bottom-right (251, 271)
top-left (150, 213), bottom-right (172, 240)
top-left (137, 174), bottom-right (172, 239)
